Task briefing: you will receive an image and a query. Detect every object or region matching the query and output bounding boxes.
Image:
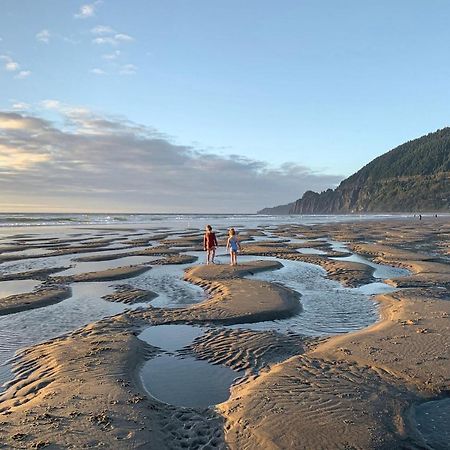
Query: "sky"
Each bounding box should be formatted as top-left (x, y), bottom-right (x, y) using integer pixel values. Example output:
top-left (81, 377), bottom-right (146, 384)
top-left (0, 0), bottom-right (449, 213)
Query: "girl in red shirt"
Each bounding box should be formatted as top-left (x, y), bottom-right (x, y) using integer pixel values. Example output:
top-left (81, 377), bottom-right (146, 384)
top-left (203, 224), bottom-right (218, 264)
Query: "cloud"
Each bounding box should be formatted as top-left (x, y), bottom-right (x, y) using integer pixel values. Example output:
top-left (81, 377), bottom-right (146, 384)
top-left (91, 68), bottom-right (106, 75)
top-left (0, 108), bottom-right (343, 213)
top-left (1, 55), bottom-right (31, 78)
top-left (1, 55), bottom-right (19, 71)
top-left (92, 33), bottom-right (134, 46)
top-left (5, 61), bottom-right (19, 71)
top-left (102, 50), bottom-right (121, 60)
top-left (91, 25), bottom-right (114, 35)
top-left (41, 99), bottom-right (62, 110)
top-left (36, 29), bottom-right (51, 43)
top-left (75, 2), bottom-right (101, 19)
top-left (0, 145), bottom-right (50, 170)
top-left (0, 112), bottom-right (48, 130)
top-left (114, 33), bottom-right (134, 42)
top-left (10, 102), bottom-right (31, 111)
top-left (90, 27), bottom-right (134, 46)
top-left (119, 64), bottom-right (137, 75)
top-left (14, 70), bottom-right (31, 79)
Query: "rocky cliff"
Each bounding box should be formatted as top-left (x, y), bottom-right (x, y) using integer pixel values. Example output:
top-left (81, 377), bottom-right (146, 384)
top-left (259, 128), bottom-right (450, 214)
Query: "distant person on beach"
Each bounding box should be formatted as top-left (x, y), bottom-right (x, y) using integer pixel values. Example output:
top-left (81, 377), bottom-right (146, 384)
top-left (203, 225), bottom-right (218, 264)
top-left (226, 228), bottom-right (241, 266)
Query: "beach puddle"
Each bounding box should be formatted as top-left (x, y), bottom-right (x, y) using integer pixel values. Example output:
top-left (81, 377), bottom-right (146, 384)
top-left (4, 248), bottom-right (55, 257)
top-left (333, 254), bottom-right (409, 279)
top-left (0, 279), bottom-right (42, 298)
top-left (229, 257), bottom-right (381, 336)
top-left (354, 282), bottom-right (397, 295)
top-left (413, 398), bottom-right (450, 450)
top-left (296, 247), bottom-right (327, 255)
top-left (139, 324), bottom-right (204, 352)
top-left (138, 325), bottom-right (243, 408)
top-left (327, 239), bottom-right (350, 253)
top-left (132, 262), bottom-right (204, 308)
top-left (0, 281), bottom-right (142, 391)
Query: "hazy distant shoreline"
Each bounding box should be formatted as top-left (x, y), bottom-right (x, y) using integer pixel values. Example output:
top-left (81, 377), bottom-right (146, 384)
top-left (0, 212), bottom-right (447, 228)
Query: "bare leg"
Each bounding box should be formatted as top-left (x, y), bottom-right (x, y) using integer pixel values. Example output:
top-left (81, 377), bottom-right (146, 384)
top-left (231, 251), bottom-right (237, 265)
top-left (211, 248), bottom-right (216, 263)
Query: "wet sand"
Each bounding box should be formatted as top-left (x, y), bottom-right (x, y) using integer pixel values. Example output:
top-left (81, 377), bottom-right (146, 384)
top-left (0, 218), bottom-right (449, 449)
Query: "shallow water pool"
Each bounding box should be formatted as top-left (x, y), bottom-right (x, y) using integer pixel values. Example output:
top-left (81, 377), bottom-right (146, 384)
top-left (138, 324), bottom-right (243, 408)
top-left (0, 279), bottom-right (42, 299)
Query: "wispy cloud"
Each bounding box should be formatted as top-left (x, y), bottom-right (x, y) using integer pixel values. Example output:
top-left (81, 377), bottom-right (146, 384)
top-left (0, 55), bottom-right (31, 79)
top-left (0, 107), bottom-right (343, 212)
top-left (6, 61), bottom-right (19, 71)
top-left (102, 50), bottom-right (121, 60)
top-left (36, 29), bottom-right (51, 43)
top-left (41, 99), bottom-right (62, 110)
top-left (114, 33), bottom-right (134, 43)
top-left (1, 55), bottom-right (19, 71)
top-left (10, 102), bottom-right (31, 111)
top-left (119, 64), bottom-right (137, 75)
top-left (91, 25), bottom-right (114, 35)
top-left (92, 34), bottom-right (134, 46)
top-left (74, 1), bottom-right (101, 19)
top-left (90, 25), bottom-right (134, 46)
top-left (15, 70), bottom-right (31, 79)
top-left (90, 68), bottom-right (106, 75)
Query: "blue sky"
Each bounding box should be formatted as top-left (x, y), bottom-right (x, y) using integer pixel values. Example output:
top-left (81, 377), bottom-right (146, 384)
top-left (0, 1), bottom-right (449, 212)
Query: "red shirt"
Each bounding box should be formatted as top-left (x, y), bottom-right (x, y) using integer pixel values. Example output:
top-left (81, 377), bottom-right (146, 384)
top-left (203, 232), bottom-right (218, 249)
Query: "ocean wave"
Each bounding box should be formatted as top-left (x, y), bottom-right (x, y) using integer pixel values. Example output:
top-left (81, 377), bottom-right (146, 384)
top-left (0, 216), bottom-right (77, 223)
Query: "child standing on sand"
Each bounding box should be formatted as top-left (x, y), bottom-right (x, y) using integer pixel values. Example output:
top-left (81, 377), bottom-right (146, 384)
top-left (226, 228), bottom-right (241, 266)
top-left (203, 225), bottom-right (218, 264)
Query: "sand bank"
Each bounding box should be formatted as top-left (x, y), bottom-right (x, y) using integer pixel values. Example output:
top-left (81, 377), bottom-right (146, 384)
top-left (0, 286), bottom-right (71, 316)
top-left (0, 219), bottom-right (448, 449)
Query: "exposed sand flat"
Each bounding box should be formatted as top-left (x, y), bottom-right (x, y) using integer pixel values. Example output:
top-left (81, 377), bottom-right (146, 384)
top-left (0, 286), bottom-right (71, 316)
top-left (73, 245), bottom-right (181, 262)
top-left (312, 287), bottom-right (450, 392)
top-left (152, 254), bottom-right (198, 265)
top-left (242, 243), bottom-right (375, 287)
top-left (216, 220), bottom-right (450, 450)
top-left (102, 285), bottom-right (158, 304)
top-left (180, 328), bottom-right (311, 373)
top-left (0, 267), bottom-right (68, 281)
top-left (349, 243), bottom-right (437, 263)
top-left (242, 244), bottom-right (294, 254)
top-left (129, 261), bottom-right (301, 326)
top-left (0, 244), bottom-right (127, 264)
top-left (0, 245), bottom-right (34, 254)
top-left (180, 262), bottom-right (301, 324)
top-left (0, 260), bottom-right (296, 448)
top-left (0, 317), bottom-right (226, 449)
top-left (219, 355), bottom-right (423, 450)
top-left (347, 242), bottom-right (450, 288)
top-left (54, 265), bottom-right (152, 283)
top-left (289, 254), bottom-right (376, 287)
top-left (162, 236), bottom-right (204, 246)
top-left (0, 219), bottom-right (449, 449)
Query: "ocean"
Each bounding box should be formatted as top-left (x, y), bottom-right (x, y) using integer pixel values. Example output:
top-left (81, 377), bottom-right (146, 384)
top-left (0, 212), bottom-right (420, 229)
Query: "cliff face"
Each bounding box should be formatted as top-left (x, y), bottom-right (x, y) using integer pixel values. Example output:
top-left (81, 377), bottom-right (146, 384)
top-left (258, 202), bottom-right (294, 215)
top-left (261, 128), bottom-right (450, 214)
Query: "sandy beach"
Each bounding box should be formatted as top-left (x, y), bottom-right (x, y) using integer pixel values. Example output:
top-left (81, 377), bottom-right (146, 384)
top-left (0, 217), bottom-right (449, 449)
